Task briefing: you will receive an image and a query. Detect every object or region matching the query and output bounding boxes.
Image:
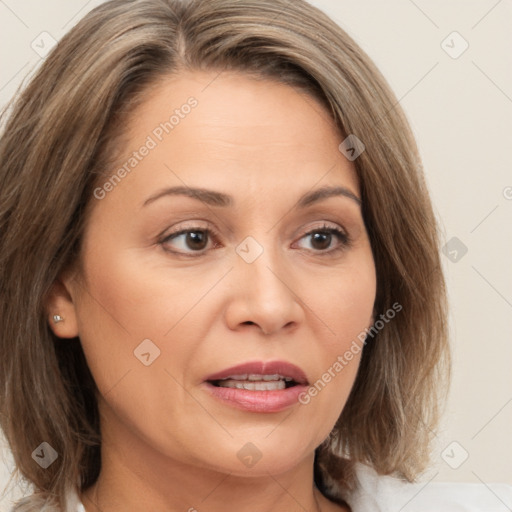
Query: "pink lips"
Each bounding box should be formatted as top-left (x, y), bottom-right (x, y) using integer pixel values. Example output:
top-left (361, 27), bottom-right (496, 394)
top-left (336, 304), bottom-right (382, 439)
top-left (202, 360), bottom-right (309, 413)
top-left (204, 360), bottom-right (309, 385)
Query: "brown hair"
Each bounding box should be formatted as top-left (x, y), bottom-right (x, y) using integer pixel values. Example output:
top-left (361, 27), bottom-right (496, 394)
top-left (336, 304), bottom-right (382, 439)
top-left (0, 0), bottom-right (450, 509)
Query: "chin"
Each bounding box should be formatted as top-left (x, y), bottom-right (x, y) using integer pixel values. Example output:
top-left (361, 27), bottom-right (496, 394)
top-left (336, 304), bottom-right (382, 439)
top-left (200, 437), bottom-right (315, 477)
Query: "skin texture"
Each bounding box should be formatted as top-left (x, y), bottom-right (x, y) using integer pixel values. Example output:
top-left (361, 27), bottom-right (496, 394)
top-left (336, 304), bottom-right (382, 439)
top-left (46, 71), bottom-right (377, 512)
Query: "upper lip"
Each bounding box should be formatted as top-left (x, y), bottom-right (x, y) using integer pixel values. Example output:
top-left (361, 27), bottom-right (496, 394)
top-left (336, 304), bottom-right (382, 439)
top-left (204, 360), bottom-right (309, 385)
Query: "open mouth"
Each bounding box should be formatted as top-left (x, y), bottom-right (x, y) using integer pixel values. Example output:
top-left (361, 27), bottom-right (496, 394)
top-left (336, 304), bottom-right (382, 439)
top-left (208, 374), bottom-right (300, 391)
top-left (203, 367), bottom-right (309, 412)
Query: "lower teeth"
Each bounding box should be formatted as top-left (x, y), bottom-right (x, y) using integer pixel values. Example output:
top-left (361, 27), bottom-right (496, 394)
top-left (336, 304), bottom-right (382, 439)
top-left (217, 380), bottom-right (286, 391)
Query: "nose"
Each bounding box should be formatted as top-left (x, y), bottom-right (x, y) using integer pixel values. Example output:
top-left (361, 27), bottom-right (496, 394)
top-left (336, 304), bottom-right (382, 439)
top-left (224, 244), bottom-right (305, 336)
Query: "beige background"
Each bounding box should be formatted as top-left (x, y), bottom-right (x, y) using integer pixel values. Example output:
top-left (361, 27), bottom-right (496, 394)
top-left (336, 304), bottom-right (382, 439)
top-left (1, 0), bottom-right (511, 509)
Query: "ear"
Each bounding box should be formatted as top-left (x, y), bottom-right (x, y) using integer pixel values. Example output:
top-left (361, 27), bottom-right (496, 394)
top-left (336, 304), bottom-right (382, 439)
top-left (44, 275), bottom-right (80, 339)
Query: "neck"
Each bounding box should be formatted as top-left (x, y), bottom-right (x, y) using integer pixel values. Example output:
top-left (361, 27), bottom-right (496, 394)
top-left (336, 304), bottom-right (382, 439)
top-left (80, 401), bottom-right (347, 512)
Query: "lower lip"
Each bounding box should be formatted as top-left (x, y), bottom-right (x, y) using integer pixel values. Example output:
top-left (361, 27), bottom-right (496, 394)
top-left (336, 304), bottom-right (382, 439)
top-left (202, 381), bottom-right (308, 413)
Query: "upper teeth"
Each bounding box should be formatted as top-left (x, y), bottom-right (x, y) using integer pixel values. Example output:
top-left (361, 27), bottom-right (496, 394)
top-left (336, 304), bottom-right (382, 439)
top-left (222, 374), bottom-right (293, 382)
top-left (218, 380), bottom-right (286, 391)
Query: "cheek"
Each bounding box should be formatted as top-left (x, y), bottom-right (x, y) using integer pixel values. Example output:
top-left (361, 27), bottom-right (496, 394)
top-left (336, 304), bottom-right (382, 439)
top-left (302, 252), bottom-right (375, 416)
top-left (76, 245), bottom-right (185, 339)
top-left (71, 244), bottom-right (174, 400)
top-left (318, 251), bottom-right (376, 344)
top-left (72, 238), bottom-right (226, 401)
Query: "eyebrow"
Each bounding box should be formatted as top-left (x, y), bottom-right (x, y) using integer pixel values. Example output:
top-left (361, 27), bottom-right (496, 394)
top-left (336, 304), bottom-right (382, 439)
top-left (142, 184), bottom-right (362, 209)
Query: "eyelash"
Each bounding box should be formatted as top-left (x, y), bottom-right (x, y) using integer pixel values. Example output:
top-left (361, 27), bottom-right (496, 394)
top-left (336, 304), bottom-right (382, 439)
top-left (159, 223), bottom-right (352, 258)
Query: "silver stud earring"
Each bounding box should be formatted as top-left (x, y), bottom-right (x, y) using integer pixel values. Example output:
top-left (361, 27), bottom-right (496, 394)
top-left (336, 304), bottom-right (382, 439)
top-left (52, 314), bottom-right (64, 323)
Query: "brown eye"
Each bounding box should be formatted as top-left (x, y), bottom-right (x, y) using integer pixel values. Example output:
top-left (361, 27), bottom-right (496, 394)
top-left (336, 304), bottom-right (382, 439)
top-left (162, 228), bottom-right (215, 254)
top-left (296, 225), bottom-right (351, 254)
top-left (183, 231), bottom-right (208, 250)
top-left (310, 231), bottom-right (332, 251)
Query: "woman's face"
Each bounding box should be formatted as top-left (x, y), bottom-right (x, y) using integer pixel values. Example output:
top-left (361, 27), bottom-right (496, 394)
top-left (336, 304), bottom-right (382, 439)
top-left (57, 71), bottom-right (376, 476)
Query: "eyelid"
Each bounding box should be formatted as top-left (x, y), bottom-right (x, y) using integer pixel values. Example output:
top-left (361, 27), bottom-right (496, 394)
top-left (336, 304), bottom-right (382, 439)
top-left (299, 221), bottom-right (348, 238)
top-left (161, 219), bottom-right (214, 237)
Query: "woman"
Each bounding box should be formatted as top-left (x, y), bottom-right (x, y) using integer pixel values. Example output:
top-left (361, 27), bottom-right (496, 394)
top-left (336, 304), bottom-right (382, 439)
top-left (0, 0), bottom-right (450, 510)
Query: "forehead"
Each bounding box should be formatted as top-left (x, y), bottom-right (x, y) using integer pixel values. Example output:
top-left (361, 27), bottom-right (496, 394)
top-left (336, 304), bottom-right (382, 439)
top-left (99, 70), bottom-right (359, 208)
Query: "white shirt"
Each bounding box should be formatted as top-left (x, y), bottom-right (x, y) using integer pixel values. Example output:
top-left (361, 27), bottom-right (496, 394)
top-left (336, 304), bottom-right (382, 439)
top-left (342, 463), bottom-right (512, 511)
